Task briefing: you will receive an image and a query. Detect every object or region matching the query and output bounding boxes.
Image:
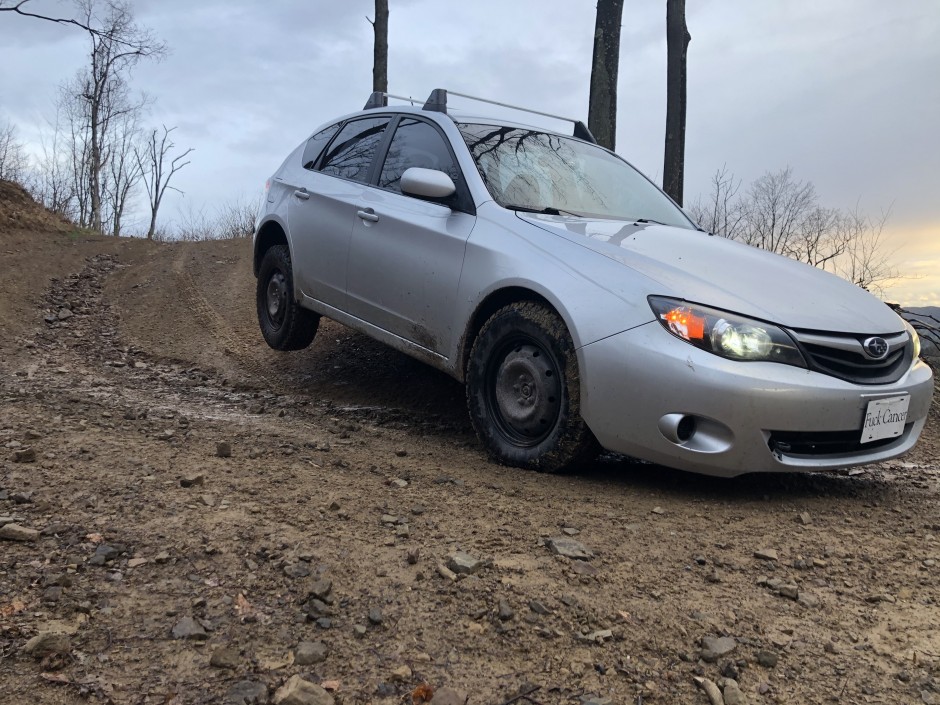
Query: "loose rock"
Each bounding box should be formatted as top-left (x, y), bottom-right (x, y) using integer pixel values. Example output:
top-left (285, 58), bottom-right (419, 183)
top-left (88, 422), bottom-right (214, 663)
top-left (171, 616), bottom-right (208, 640)
top-left (12, 448), bottom-right (36, 463)
top-left (294, 640), bottom-right (328, 665)
top-left (757, 650), bottom-right (778, 668)
top-left (24, 631), bottom-right (71, 657)
top-left (754, 548), bottom-right (778, 561)
top-left (722, 679), bottom-right (747, 705)
top-left (273, 675), bottom-right (333, 705)
top-left (210, 646), bottom-right (241, 669)
top-left (446, 551), bottom-right (483, 575)
top-left (0, 523), bottom-right (40, 542)
top-left (546, 536), bottom-right (594, 560)
top-left (216, 441), bottom-right (232, 457)
top-left (498, 598), bottom-right (514, 621)
top-left (701, 635), bottom-right (737, 662)
top-left (390, 664), bottom-right (412, 682)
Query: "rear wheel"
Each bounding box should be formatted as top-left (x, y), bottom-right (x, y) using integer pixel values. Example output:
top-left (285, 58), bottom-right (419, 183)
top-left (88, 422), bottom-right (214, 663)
top-left (256, 244), bottom-right (318, 351)
top-left (466, 302), bottom-right (598, 472)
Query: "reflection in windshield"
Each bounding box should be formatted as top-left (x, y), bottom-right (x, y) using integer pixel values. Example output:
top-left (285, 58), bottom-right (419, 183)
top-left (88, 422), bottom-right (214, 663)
top-left (457, 123), bottom-right (693, 228)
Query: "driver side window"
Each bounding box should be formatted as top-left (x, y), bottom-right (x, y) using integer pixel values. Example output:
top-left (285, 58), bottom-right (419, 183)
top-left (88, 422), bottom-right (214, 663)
top-left (378, 118), bottom-right (460, 194)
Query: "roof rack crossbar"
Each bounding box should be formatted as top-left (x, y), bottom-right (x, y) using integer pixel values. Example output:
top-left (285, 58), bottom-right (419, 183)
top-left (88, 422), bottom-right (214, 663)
top-left (443, 90), bottom-right (580, 126)
top-left (363, 89), bottom-right (598, 144)
top-left (364, 92), bottom-right (423, 110)
top-left (419, 88), bottom-right (597, 144)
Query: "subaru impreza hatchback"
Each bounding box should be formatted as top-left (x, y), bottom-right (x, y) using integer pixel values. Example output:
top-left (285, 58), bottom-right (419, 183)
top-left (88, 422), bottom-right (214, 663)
top-left (253, 88), bottom-right (934, 477)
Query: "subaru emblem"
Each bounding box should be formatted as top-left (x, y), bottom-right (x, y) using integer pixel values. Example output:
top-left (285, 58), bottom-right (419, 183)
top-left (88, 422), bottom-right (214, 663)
top-left (863, 336), bottom-right (889, 359)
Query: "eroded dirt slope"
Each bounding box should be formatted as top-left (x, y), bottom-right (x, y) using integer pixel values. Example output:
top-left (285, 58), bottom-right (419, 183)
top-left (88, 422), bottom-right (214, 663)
top-left (1, 224), bottom-right (939, 705)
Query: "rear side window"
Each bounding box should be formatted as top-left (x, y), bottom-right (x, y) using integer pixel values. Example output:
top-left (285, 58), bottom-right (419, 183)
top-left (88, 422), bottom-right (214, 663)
top-left (378, 118), bottom-right (460, 193)
top-left (319, 117), bottom-right (390, 182)
top-left (302, 123), bottom-right (340, 169)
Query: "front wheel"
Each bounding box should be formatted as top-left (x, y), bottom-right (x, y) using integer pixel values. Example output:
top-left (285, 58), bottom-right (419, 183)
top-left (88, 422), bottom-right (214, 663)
top-left (256, 244), bottom-right (319, 351)
top-left (466, 302), bottom-right (598, 472)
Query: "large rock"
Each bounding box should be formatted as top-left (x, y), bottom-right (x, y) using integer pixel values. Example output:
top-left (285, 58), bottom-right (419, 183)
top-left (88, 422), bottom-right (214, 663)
top-left (546, 536), bottom-right (594, 560)
top-left (446, 551), bottom-right (483, 575)
top-left (24, 631), bottom-right (71, 657)
top-left (273, 675), bottom-right (333, 705)
top-left (700, 635), bottom-right (737, 662)
top-left (294, 640), bottom-right (328, 665)
top-left (0, 523), bottom-right (40, 542)
top-left (722, 679), bottom-right (748, 705)
top-left (171, 616), bottom-right (208, 640)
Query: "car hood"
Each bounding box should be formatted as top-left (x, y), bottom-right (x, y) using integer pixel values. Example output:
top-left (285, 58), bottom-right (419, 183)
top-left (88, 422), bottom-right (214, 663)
top-left (521, 215), bottom-right (904, 334)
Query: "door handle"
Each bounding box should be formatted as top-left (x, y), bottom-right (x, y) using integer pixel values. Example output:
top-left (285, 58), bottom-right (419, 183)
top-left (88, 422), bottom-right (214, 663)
top-left (293, 189), bottom-right (310, 200)
top-left (357, 208), bottom-right (379, 223)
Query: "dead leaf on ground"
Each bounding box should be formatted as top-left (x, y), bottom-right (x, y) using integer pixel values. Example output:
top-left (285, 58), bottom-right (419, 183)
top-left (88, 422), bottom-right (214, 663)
top-left (412, 683), bottom-right (434, 704)
top-left (0, 599), bottom-right (28, 617)
top-left (84, 533), bottom-right (104, 544)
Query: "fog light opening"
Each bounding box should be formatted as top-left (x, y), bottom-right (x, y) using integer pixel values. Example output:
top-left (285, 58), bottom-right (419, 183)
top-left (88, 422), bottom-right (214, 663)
top-left (676, 415), bottom-right (697, 442)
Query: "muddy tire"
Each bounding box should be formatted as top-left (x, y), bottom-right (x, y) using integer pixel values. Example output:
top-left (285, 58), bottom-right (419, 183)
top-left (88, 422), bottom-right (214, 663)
top-left (256, 244), bottom-right (318, 351)
top-left (466, 302), bottom-right (598, 472)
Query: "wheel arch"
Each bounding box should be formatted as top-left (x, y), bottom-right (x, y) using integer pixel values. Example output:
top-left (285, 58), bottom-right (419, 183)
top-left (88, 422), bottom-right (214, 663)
top-left (458, 286), bottom-right (569, 383)
top-left (253, 218), bottom-right (290, 277)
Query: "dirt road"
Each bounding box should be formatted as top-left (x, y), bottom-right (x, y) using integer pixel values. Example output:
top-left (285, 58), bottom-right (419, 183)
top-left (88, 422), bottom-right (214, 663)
top-left (1, 219), bottom-right (939, 705)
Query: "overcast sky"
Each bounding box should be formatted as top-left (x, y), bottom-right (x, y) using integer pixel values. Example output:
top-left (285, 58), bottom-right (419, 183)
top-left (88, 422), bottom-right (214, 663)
top-left (1, 0), bottom-right (938, 305)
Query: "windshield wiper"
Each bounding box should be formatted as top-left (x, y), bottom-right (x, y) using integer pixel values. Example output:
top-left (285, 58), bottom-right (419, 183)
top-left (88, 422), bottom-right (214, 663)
top-left (634, 218), bottom-right (666, 225)
top-left (504, 204), bottom-right (583, 217)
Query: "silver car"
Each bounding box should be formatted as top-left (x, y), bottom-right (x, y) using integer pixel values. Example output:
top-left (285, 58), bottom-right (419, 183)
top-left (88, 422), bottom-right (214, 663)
top-left (253, 88), bottom-right (934, 477)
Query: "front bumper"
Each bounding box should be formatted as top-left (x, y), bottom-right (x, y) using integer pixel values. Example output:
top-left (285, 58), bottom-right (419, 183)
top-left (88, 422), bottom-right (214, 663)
top-left (578, 322), bottom-right (935, 478)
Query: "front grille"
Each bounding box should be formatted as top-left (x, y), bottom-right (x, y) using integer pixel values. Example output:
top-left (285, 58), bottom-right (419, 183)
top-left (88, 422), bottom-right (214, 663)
top-left (789, 330), bottom-right (911, 384)
top-left (768, 428), bottom-right (907, 456)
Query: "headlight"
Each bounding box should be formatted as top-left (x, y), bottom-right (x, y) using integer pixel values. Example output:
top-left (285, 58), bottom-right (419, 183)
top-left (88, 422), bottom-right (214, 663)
top-left (902, 318), bottom-right (921, 360)
top-left (648, 296), bottom-right (806, 366)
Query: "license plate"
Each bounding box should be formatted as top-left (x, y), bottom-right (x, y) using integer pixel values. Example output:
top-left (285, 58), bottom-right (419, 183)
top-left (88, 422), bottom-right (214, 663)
top-left (861, 395), bottom-right (910, 444)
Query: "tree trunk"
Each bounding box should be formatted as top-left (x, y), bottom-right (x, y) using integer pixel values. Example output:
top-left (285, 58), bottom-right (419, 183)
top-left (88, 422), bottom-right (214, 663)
top-left (372, 0), bottom-right (388, 94)
top-left (146, 210), bottom-right (157, 240)
top-left (89, 94), bottom-right (103, 232)
top-left (663, 0), bottom-right (690, 206)
top-left (588, 0), bottom-right (624, 151)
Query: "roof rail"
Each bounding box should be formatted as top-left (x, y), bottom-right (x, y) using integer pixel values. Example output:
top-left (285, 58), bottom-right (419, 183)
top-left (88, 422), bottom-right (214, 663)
top-left (420, 88), bottom-right (597, 145)
top-left (363, 89), bottom-right (598, 144)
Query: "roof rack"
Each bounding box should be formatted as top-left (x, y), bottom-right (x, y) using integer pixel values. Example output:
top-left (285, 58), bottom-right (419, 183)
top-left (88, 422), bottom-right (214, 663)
top-left (363, 88), bottom-right (597, 145)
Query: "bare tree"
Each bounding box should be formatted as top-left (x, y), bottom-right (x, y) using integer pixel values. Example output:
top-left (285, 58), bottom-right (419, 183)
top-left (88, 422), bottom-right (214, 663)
top-left (0, 119), bottom-right (29, 183)
top-left (687, 165), bottom-right (746, 239)
top-left (588, 0), bottom-right (624, 150)
top-left (30, 108), bottom-right (78, 220)
top-left (692, 165), bottom-right (900, 294)
top-left (368, 0), bottom-right (388, 94)
top-left (663, 0), bottom-right (690, 205)
top-left (102, 109), bottom-right (142, 236)
top-left (834, 208), bottom-right (898, 294)
top-left (71, 0), bottom-right (164, 233)
top-left (743, 167), bottom-right (816, 255)
top-left (0, 0), bottom-right (146, 44)
top-left (136, 125), bottom-right (193, 240)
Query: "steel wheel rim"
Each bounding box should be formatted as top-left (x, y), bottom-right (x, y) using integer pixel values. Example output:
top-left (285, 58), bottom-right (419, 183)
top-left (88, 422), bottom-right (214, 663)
top-left (266, 271), bottom-right (288, 328)
top-left (486, 338), bottom-right (562, 447)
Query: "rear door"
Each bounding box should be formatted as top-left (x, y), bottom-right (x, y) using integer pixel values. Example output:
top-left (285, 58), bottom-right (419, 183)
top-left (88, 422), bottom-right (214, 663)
top-left (345, 117), bottom-right (475, 354)
top-left (287, 116), bottom-right (390, 308)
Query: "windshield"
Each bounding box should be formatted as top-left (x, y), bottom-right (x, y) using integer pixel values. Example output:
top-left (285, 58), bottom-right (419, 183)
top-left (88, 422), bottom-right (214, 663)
top-left (457, 123), bottom-right (693, 228)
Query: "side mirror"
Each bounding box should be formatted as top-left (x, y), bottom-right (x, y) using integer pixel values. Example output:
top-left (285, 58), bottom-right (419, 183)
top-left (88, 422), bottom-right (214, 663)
top-left (400, 167), bottom-right (456, 199)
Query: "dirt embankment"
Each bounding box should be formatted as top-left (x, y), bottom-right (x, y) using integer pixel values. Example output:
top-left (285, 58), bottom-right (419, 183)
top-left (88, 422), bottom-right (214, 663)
top-left (1, 198), bottom-right (939, 705)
